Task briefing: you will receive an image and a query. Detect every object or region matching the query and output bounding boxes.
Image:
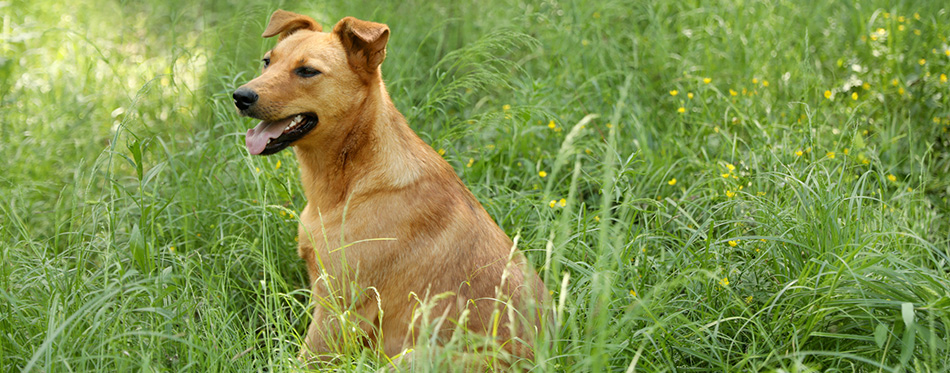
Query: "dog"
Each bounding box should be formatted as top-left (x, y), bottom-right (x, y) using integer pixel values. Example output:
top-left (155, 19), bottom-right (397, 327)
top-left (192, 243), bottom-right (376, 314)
top-left (233, 10), bottom-right (547, 369)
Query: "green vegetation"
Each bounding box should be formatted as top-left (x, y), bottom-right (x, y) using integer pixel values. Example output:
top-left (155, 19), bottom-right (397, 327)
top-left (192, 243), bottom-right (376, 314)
top-left (3, 0), bottom-right (949, 371)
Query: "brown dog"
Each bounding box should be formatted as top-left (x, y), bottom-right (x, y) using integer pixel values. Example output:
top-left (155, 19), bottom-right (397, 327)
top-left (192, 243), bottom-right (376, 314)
top-left (233, 10), bottom-right (547, 369)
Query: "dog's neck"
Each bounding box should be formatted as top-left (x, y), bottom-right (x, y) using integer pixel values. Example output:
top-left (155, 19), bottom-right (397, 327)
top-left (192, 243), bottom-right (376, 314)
top-left (293, 77), bottom-right (426, 211)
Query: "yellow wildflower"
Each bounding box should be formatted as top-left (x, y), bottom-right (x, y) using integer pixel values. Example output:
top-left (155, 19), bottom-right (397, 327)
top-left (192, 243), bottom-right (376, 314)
top-left (255, 167), bottom-right (260, 173)
top-left (892, 78), bottom-right (899, 86)
top-left (549, 200), bottom-right (556, 208)
top-left (726, 163), bottom-right (736, 171)
top-left (725, 190), bottom-right (736, 198)
top-left (898, 87), bottom-right (905, 95)
top-left (581, 39), bottom-right (590, 46)
top-left (677, 107), bottom-right (685, 113)
top-left (438, 148), bottom-right (446, 156)
top-left (668, 178), bottom-right (677, 186)
top-left (914, 12), bottom-right (920, 20)
top-left (169, 246), bottom-right (176, 253)
top-left (914, 29), bottom-right (921, 36)
top-left (728, 240), bottom-right (738, 247)
top-left (670, 90), bottom-right (679, 96)
top-left (719, 277), bottom-right (730, 287)
top-left (887, 174), bottom-right (897, 182)
top-left (687, 92), bottom-right (694, 99)
top-left (594, 216), bottom-right (600, 222)
top-left (275, 160), bottom-right (281, 170)
top-left (466, 158), bottom-right (474, 167)
top-left (862, 82), bottom-right (870, 90)
top-left (703, 78), bottom-right (712, 84)
top-left (941, 74), bottom-right (947, 83)
top-left (629, 290), bottom-right (637, 297)
top-left (502, 104), bottom-right (511, 111)
top-left (795, 150), bottom-right (803, 157)
top-left (539, 170), bottom-right (547, 178)
top-left (824, 90), bottom-right (832, 99)
top-left (762, 80), bottom-right (769, 87)
top-left (729, 89), bottom-right (738, 96)
top-left (721, 173), bottom-right (730, 178)
top-left (898, 25), bottom-right (905, 31)
top-left (919, 59), bottom-right (926, 65)
top-left (548, 120), bottom-right (556, 129)
top-left (852, 92), bottom-right (858, 100)
top-left (843, 148), bottom-right (850, 155)
top-left (559, 198), bottom-right (567, 207)
top-left (826, 151), bottom-right (835, 159)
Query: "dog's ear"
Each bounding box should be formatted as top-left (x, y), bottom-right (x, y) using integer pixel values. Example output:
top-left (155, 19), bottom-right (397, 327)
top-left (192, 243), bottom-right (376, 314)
top-left (262, 10), bottom-right (323, 40)
top-left (332, 17), bottom-right (390, 74)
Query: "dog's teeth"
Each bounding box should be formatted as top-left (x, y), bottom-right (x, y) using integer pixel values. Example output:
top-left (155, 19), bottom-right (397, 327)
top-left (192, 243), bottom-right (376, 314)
top-left (295, 115), bottom-right (303, 122)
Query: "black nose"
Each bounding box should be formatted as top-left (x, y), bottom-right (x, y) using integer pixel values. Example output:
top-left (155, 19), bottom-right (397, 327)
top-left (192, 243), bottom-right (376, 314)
top-left (233, 88), bottom-right (258, 111)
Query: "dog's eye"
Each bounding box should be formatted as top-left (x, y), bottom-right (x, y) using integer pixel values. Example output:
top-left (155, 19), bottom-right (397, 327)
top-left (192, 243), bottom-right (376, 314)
top-left (296, 67), bottom-right (321, 78)
top-left (262, 58), bottom-right (270, 68)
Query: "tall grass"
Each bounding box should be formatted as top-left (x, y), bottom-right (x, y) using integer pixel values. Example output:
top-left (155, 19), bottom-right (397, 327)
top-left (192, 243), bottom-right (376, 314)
top-left (2, 0), bottom-right (949, 371)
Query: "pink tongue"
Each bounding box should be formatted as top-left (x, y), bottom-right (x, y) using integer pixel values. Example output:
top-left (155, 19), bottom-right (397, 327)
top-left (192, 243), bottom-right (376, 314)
top-left (245, 120), bottom-right (288, 155)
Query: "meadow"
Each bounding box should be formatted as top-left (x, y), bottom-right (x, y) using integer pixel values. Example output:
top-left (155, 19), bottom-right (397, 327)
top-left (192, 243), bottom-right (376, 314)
top-left (2, 0), bottom-right (949, 371)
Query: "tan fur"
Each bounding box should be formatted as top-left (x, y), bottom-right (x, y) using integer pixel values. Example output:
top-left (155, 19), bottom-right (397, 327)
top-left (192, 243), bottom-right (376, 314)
top-left (236, 10), bottom-right (547, 368)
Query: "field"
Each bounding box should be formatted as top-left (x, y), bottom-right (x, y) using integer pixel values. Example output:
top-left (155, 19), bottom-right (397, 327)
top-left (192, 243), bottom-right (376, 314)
top-left (2, 0), bottom-right (950, 371)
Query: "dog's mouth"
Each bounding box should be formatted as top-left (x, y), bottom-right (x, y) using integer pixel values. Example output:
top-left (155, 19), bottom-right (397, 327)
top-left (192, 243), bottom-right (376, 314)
top-left (245, 113), bottom-right (318, 155)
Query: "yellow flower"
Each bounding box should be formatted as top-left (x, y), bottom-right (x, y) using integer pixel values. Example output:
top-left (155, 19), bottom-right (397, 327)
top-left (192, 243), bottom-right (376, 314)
top-left (795, 150), bottom-right (803, 156)
top-left (725, 190), bottom-right (736, 198)
top-left (670, 90), bottom-right (679, 96)
top-left (826, 151), bottom-right (835, 159)
top-left (898, 87), bottom-right (905, 95)
top-left (548, 120), bottom-right (556, 129)
top-left (549, 200), bottom-right (556, 208)
top-left (703, 78), bottom-right (712, 84)
top-left (941, 74), bottom-right (948, 83)
top-left (824, 90), bottom-right (832, 99)
top-left (502, 104), bottom-right (511, 111)
top-left (719, 277), bottom-right (730, 287)
top-left (745, 295), bottom-right (753, 303)
top-left (677, 107), bottom-right (685, 113)
top-left (919, 59), bottom-right (926, 65)
top-left (887, 174), bottom-right (897, 182)
top-left (668, 178), bottom-right (677, 186)
top-left (594, 216), bottom-right (600, 222)
top-left (581, 39), bottom-right (590, 46)
top-left (843, 148), bottom-right (850, 155)
top-left (438, 148), bottom-right (446, 156)
top-left (169, 246), bottom-right (176, 253)
top-left (752, 78), bottom-right (758, 84)
top-left (762, 80), bottom-right (769, 87)
top-left (559, 198), bottom-right (567, 207)
top-left (729, 89), bottom-right (738, 96)
top-left (721, 173), bottom-right (730, 178)
top-left (913, 29), bottom-right (921, 36)
top-left (687, 92), bottom-right (694, 99)
top-left (275, 160), bottom-right (281, 170)
top-left (862, 82), bottom-right (870, 90)
top-left (466, 158), bottom-right (474, 167)
top-left (728, 240), bottom-right (738, 247)
top-left (898, 16), bottom-right (906, 22)
top-left (898, 25), bottom-right (905, 31)
top-left (726, 163), bottom-right (736, 171)
top-left (914, 12), bottom-right (920, 20)
top-left (539, 170), bottom-right (547, 178)
top-left (851, 92), bottom-right (858, 100)
top-left (946, 50), bottom-right (950, 57)
top-left (255, 167), bottom-right (260, 173)
top-left (714, 126), bottom-right (720, 133)
top-left (892, 78), bottom-right (899, 86)
top-left (629, 290), bottom-right (637, 297)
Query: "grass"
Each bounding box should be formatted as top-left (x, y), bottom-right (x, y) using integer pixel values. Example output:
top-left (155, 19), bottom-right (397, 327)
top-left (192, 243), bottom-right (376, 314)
top-left (2, 0), bottom-right (950, 371)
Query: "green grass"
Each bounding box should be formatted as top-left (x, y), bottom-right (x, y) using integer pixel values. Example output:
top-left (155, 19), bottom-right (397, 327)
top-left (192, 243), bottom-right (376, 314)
top-left (3, 0), bottom-right (950, 371)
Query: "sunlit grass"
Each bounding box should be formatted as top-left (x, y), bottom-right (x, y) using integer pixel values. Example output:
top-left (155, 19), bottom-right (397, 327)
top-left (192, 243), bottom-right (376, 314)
top-left (2, 0), bottom-right (949, 371)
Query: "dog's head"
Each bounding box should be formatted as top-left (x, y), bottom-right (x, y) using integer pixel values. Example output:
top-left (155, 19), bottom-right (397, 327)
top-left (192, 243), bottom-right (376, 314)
top-left (234, 10), bottom-right (390, 155)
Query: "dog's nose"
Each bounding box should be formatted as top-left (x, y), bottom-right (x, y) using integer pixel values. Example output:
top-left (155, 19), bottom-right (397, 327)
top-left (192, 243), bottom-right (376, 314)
top-left (233, 88), bottom-right (259, 111)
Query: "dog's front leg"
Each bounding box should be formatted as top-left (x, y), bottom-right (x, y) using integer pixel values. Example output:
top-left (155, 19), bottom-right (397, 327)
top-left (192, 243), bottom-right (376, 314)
top-left (299, 302), bottom-right (333, 365)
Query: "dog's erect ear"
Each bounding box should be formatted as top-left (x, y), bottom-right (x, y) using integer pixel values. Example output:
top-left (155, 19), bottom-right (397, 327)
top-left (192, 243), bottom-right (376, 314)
top-left (332, 17), bottom-right (390, 73)
top-left (262, 10), bottom-right (322, 40)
